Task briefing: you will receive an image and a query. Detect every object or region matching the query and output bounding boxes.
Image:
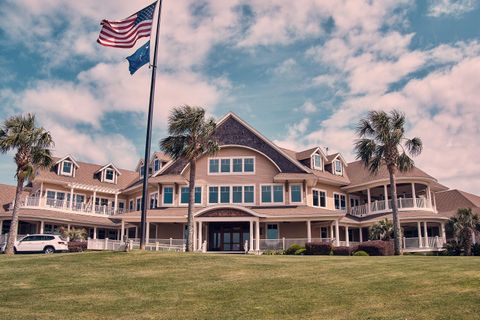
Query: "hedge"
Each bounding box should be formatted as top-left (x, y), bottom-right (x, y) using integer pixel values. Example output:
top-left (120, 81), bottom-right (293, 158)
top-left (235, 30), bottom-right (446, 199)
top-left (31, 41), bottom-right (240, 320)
top-left (332, 246), bottom-right (353, 256)
top-left (305, 242), bottom-right (333, 255)
top-left (355, 240), bottom-right (394, 256)
top-left (68, 241), bottom-right (87, 252)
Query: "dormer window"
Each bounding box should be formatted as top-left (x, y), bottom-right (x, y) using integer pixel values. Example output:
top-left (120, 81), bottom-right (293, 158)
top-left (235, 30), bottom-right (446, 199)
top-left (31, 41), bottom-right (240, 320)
top-left (105, 169), bottom-right (115, 182)
top-left (334, 159), bottom-right (343, 175)
top-left (312, 154), bottom-right (323, 170)
top-left (140, 165), bottom-right (145, 178)
top-left (61, 161), bottom-right (73, 176)
top-left (153, 159), bottom-right (161, 172)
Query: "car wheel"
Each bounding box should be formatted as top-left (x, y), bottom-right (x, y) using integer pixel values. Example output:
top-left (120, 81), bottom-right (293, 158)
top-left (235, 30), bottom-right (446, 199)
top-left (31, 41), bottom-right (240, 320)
top-left (44, 246), bottom-right (55, 254)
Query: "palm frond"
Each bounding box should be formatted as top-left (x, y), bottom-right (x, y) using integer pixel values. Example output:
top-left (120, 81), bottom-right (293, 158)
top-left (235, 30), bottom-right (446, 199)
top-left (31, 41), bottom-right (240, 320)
top-left (404, 137), bottom-right (423, 156)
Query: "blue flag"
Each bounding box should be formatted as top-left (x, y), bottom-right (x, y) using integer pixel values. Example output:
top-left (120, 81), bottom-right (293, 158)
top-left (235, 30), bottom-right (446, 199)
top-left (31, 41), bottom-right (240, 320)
top-left (126, 41), bottom-right (150, 75)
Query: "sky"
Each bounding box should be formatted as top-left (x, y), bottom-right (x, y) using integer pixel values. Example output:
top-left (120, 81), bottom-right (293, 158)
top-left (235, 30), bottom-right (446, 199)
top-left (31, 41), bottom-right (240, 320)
top-left (0, 0), bottom-right (479, 194)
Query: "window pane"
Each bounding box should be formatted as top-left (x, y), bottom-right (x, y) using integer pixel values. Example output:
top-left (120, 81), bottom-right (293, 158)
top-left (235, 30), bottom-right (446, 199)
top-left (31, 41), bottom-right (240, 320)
top-left (244, 158), bottom-right (254, 172)
top-left (220, 186), bottom-right (230, 203)
top-left (334, 194), bottom-right (340, 209)
top-left (140, 165), bottom-right (145, 177)
top-left (57, 192), bottom-right (65, 201)
top-left (267, 224), bottom-right (278, 239)
top-left (273, 185), bottom-right (283, 203)
top-left (335, 160), bottom-right (342, 173)
top-left (194, 187), bottom-right (201, 204)
top-left (47, 191), bottom-right (55, 199)
top-left (233, 158), bottom-right (243, 172)
top-left (320, 191), bottom-right (326, 207)
top-left (244, 186), bottom-right (254, 203)
top-left (181, 187), bottom-right (189, 204)
top-left (340, 195), bottom-right (346, 209)
top-left (209, 186), bottom-right (218, 203)
top-left (63, 162), bottom-right (72, 173)
top-left (313, 190), bottom-right (319, 207)
top-left (209, 159), bottom-right (219, 173)
top-left (106, 169), bottom-right (114, 180)
top-left (163, 187), bottom-right (173, 204)
top-left (314, 155), bottom-right (321, 168)
top-left (232, 186), bottom-right (242, 203)
top-left (221, 159), bottom-right (230, 173)
top-left (291, 185), bottom-right (301, 202)
top-left (154, 159), bottom-right (160, 172)
top-left (261, 185), bottom-right (272, 203)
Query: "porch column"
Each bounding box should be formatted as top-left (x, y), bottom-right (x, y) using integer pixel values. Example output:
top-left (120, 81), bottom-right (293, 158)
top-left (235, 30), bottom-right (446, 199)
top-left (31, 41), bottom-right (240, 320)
top-left (198, 221), bottom-right (203, 251)
top-left (93, 227), bottom-right (97, 240)
top-left (39, 220), bottom-right (44, 234)
top-left (39, 182), bottom-right (44, 206)
top-left (441, 222), bottom-right (447, 244)
top-left (306, 220), bottom-right (312, 242)
top-left (334, 220), bottom-right (340, 246)
top-left (193, 221), bottom-right (197, 251)
top-left (145, 222), bottom-right (150, 243)
top-left (121, 220), bottom-right (125, 241)
top-left (426, 185), bottom-right (432, 208)
top-left (255, 220), bottom-right (260, 252)
top-left (384, 185), bottom-right (389, 210)
top-left (412, 183), bottom-right (417, 208)
top-left (135, 226), bottom-right (138, 239)
top-left (329, 223), bottom-right (334, 240)
top-left (345, 226), bottom-right (350, 247)
top-left (0, 220), bottom-right (3, 234)
top-left (423, 221), bottom-right (429, 248)
top-left (367, 188), bottom-right (371, 213)
top-left (92, 191), bottom-right (97, 213)
top-left (359, 227), bottom-right (363, 242)
top-left (417, 221), bottom-right (423, 248)
top-left (67, 224), bottom-right (70, 231)
top-left (114, 193), bottom-right (118, 214)
top-left (69, 187), bottom-right (74, 210)
top-left (249, 220), bottom-right (254, 252)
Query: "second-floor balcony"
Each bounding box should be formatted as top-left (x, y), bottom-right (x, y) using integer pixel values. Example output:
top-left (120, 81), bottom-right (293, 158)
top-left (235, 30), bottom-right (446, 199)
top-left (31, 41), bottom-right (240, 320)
top-left (348, 182), bottom-right (435, 218)
top-left (19, 196), bottom-right (127, 216)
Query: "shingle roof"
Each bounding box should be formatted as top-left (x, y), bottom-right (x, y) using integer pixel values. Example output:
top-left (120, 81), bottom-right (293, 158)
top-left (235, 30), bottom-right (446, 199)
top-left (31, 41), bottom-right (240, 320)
top-left (345, 160), bottom-right (439, 188)
top-left (36, 157), bottom-right (139, 191)
top-left (0, 184), bottom-right (30, 213)
top-left (436, 189), bottom-right (480, 213)
top-left (295, 147), bottom-right (318, 160)
top-left (152, 151), bottom-right (171, 162)
top-left (326, 153), bottom-right (340, 163)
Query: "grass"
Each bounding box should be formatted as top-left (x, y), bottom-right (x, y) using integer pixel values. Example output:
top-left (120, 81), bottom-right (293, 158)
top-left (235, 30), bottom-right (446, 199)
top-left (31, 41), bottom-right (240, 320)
top-left (0, 252), bottom-right (479, 320)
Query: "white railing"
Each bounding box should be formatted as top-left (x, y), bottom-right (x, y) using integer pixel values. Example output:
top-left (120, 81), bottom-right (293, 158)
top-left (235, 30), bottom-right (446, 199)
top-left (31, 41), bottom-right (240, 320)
top-left (21, 196), bottom-right (120, 216)
top-left (350, 197), bottom-right (432, 217)
top-left (403, 236), bottom-right (443, 250)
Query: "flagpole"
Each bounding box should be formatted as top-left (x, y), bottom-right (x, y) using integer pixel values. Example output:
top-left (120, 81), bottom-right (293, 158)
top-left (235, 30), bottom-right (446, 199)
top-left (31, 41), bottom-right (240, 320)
top-left (140, 0), bottom-right (163, 250)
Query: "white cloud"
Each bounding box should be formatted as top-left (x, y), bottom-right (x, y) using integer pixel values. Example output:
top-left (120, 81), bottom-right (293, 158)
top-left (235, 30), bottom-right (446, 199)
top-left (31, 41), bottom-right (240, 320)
top-left (295, 100), bottom-right (317, 114)
top-left (273, 58), bottom-right (297, 75)
top-left (428, 0), bottom-right (476, 17)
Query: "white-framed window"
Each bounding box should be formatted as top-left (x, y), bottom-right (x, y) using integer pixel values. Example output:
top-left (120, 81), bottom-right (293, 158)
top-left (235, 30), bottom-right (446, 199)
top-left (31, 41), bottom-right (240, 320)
top-left (266, 223), bottom-right (279, 239)
top-left (312, 189), bottom-right (327, 208)
top-left (162, 186), bottom-right (174, 206)
top-left (149, 193), bottom-right (158, 209)
top-left (136, 197), bottom-right (142, 211)
top-left (129, 199), bottom-right (134, 211)
top-left (180, 186), bottom-right (202, 205)
top-left (334, 193), bottom-right (347, 211)
top-left (260, 184), bottom-right (284, 204)
top-left (104, 168), bottom-right (115, 183)
top-left (334, 159), bottom-right (343, 175)
top-left (153, 159), bottom-right (161, 172)
top-left (139, 165), bottom-right (145, 178)
top-left (208, 185), bottom-right (255, 205)
top-left (350, 197), bottom-right (360, 208)
top-left (208, 157), bottom-right (255, 175)
top-left (290, 184), bottom-right (303, 204)
top-left (312, 154), bottom-right (323, 170)
top-left (61, 161), bottom-right (73, 176)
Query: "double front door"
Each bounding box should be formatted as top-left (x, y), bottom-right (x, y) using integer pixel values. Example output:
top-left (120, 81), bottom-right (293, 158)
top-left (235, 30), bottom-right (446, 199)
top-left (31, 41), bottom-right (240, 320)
top-left (208, 222), bottom-right (249, 251)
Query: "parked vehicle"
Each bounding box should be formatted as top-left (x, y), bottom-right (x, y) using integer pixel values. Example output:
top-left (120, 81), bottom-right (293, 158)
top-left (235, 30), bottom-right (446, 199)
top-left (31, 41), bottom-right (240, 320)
top-left (1, 234), bottom-right (68, 254)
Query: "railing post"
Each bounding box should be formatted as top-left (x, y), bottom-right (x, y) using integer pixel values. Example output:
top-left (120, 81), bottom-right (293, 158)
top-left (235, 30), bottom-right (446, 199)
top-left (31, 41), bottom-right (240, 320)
top-left (169, 237), bottom-right (173, 246)
top-left (104, 238), bottom-right (108, 250)
top-left (282, 237), bottom-right (286, 251)
top-left (155, 242), bottom-right (159, 251)
top-left (403, 237), bottom-right (406, 249)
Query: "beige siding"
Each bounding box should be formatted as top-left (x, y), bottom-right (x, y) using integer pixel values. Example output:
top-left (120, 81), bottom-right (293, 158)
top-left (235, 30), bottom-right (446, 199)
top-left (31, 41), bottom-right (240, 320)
top-left (155, 223), bottom-right (184, 239)
top-left (306, 183), bottom-right (346, 210)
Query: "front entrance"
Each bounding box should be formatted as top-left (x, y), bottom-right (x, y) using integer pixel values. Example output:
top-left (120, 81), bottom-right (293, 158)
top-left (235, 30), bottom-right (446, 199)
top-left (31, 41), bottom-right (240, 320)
top-left (208, 222), bottom-right (250, 251)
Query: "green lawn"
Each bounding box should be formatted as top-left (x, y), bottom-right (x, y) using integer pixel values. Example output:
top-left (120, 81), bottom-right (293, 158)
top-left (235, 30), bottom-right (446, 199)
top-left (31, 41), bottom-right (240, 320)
top-left (0, 252), bottom-right (479, 320)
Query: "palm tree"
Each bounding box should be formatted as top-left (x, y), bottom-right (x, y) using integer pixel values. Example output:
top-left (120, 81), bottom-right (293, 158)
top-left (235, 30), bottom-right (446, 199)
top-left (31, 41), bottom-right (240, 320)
top-left (369, 219), bottom-right (393, 241)
top-left (448, 208), bottom-right (480, 256)
top-left (354, 110), bottom-right (422, 255)
top-left (0, 113), bottom-right (54, 255)
top-left (160, 106), bottom-right (219, 252)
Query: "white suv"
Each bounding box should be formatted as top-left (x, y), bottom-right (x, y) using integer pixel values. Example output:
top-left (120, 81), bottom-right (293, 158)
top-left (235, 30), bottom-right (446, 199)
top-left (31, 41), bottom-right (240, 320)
top-left (7, 234), bottom-right (69, 254)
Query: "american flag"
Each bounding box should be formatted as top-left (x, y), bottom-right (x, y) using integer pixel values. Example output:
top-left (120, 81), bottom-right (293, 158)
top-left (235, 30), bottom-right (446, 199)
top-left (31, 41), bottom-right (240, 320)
top-left (97, 2), bottom-right (157, 49)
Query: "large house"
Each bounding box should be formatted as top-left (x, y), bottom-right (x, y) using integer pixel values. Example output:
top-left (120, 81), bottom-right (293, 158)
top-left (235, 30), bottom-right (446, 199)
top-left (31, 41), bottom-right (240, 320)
top-left (0, 113), bottom-right (477, 252)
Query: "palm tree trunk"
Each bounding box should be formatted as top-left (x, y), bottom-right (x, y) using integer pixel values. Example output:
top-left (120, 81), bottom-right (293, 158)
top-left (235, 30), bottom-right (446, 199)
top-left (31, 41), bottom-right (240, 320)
top-left (4, 176), bottom-right (25, 255)
top-left (186, 160), bottom-right (196, 252)
top-left (388, 166), bottom-right (402, 255)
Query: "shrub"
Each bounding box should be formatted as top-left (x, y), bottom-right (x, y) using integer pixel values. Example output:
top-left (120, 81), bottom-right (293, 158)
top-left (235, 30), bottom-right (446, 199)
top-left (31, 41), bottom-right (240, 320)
top-left (444, 240), bottom-right (462, 256)
top-left (332, 246), bottom-right (352, 256)
top-left (472, 243), bottom-right (480, 256)
top-left (68, 241), bottom-right (87, 252)
top-left (305, 242), bottom-right (333, 255)
top-left (285, 244), bottom-right (303, 255)
top-left (355, 240), bottom-right (394, 256)
top-left (353, 250), bottom-right (369, 256)
top-left (295, 248), bottom-right (306, 255)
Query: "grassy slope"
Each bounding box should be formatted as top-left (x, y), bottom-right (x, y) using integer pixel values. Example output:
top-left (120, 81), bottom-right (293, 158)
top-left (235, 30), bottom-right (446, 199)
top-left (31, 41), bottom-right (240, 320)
top-left (0, 252), bottom-right (479, 320)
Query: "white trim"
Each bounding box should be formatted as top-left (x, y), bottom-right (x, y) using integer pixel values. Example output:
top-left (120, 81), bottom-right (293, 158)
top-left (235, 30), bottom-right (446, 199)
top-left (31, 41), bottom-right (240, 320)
top-left (259, 183), bottom-right (285, 205)
top-left (95, 163), bottom-right (121, 175)
top-left (207, 156), bottom-right (256, 175)
top-left (149, 192), bottom-right (159, 209)
top-left (179, 186), bottom-right (203, 206)
top-left (103, 168), bottom-right (116, 184)
top-left (206, 184), bottom-right (256, 205)
top-left (333, 192), bottom-right (347, 212)
top-left (311, 154), bottom-right (323, 171)
top-left (194, 205), bottom-right (267, 218)
top-left (312, 188), bottom-right (327, 208)
top-left (333, 159), bottom-right (343, 176)
top-left (60, 160), bottom-right (74, 176)
top-left (55, 155), bottom-right (80, 168)
top-left (161, 185), bottom-right (175, 207)
top-left (289, 183), bottom-right (303, 204)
